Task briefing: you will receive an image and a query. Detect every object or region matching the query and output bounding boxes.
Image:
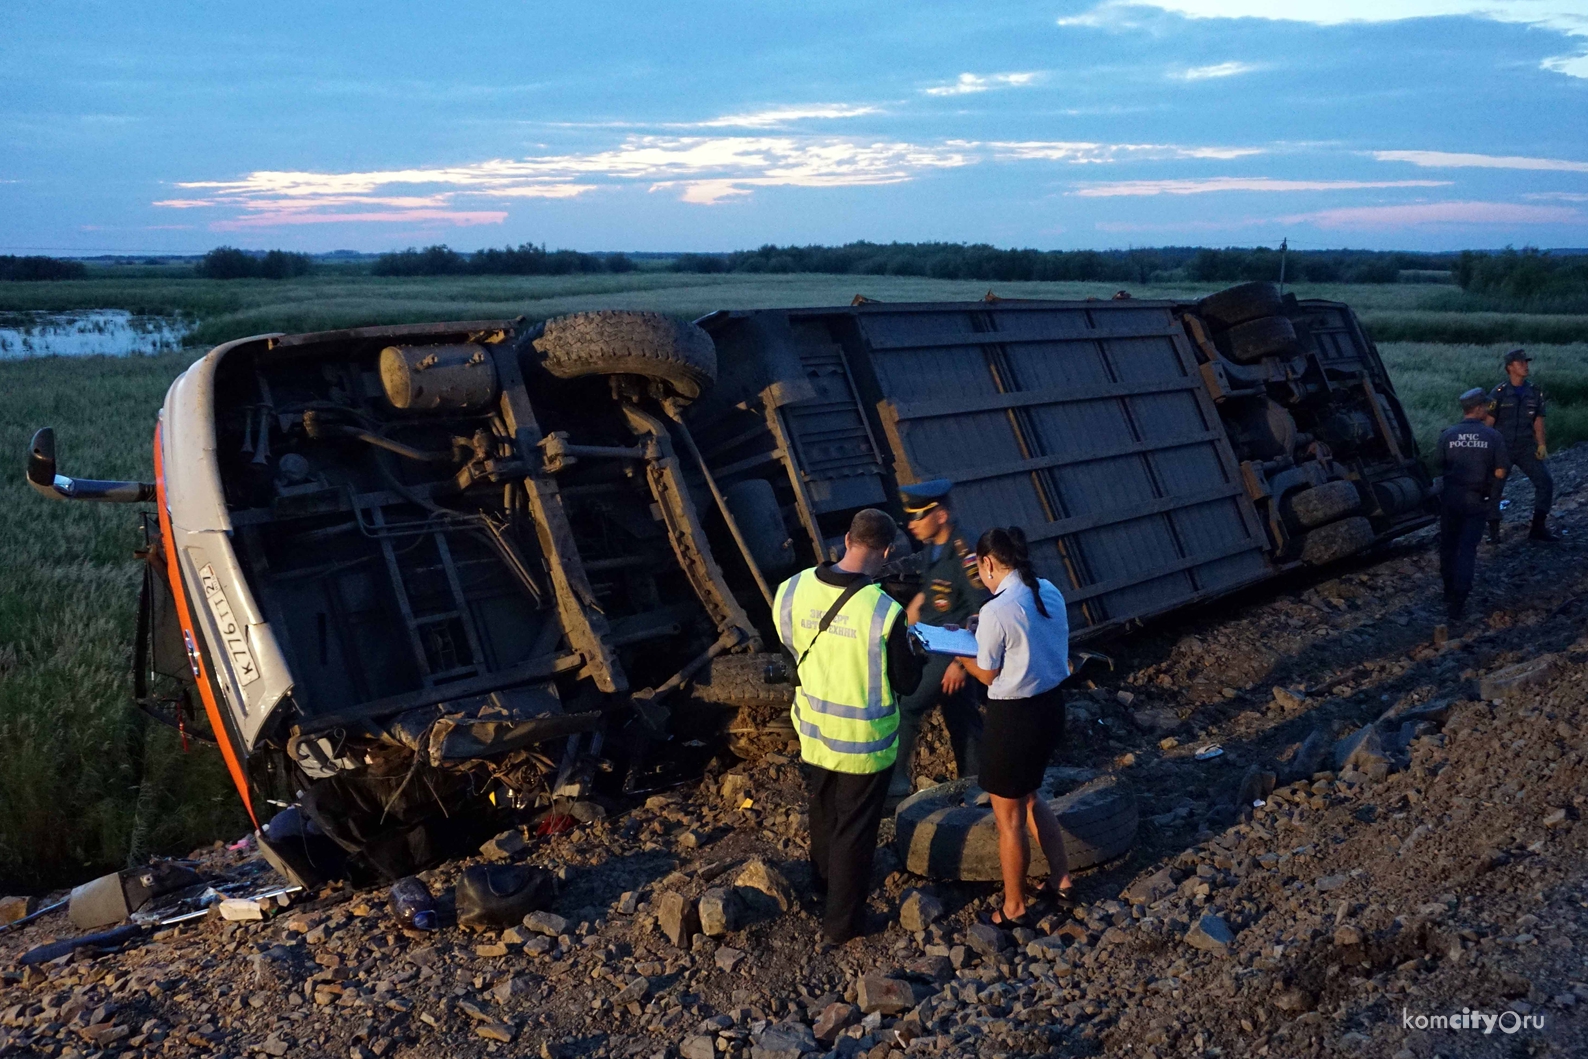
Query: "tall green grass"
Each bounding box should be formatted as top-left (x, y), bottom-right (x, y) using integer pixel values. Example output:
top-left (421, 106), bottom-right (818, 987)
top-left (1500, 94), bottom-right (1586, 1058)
top-left (1362, 312), bottom-right (1588, 345)
top-left (0, 353), bottom-right (246, 892)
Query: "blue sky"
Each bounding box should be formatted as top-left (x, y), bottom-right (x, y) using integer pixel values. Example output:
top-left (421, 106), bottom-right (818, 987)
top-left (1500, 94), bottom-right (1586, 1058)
top-left (3, 1), bottom-right (1586, 254)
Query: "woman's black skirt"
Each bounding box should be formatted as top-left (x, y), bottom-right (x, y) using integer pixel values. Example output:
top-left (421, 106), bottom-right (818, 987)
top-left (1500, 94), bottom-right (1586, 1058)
top-left (980, 685), bottom-right (1066, 799)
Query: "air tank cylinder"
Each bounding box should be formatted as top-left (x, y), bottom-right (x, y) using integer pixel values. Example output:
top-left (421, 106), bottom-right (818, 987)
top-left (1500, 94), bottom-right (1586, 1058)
top-left (379, 343), bottom-right (500, 412)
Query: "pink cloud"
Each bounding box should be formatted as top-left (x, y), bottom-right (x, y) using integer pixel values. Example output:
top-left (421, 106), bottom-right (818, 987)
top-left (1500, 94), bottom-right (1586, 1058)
top-left (211, 209), bottom-right (508, 230)
top-left (1285, 200), bottom-right (1583, 229)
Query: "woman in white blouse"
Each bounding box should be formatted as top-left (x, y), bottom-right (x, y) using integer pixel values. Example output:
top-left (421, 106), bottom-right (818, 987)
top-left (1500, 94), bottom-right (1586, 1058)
top-left (956, 526), bottom-right (1072, 928)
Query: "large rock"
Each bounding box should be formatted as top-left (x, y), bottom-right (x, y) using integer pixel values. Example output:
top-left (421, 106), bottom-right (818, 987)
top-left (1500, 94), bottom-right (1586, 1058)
top-left (679, 1037), bottom-right (715, 1059)
top-left (813, 1002), bottom-right (860, 1044)
top-left (1235, 767), bottom-right (1277, 812)
top-left (1132, 707), bottom-right (1181, 732)
top-left (966, 922), bottom-right (1011, 958)
top-left (0, 896), bottom-right (33, 925)
top-left (734, 858), bottom-right (795, 915)
top-left (1185, 913), bottom-right (1235, 956)
top-left (1122, 867), bottom-right (1176, 905)
top-left (1286, 726), bottom-right (1331, 781)
top-left (612, 976), bottom-right (650, 1005)
top-left (492, 976), bottom-right (534, 1002)
top-left (1333, 725), bottom-right (1384, 772)
top-left (249, 947), bottom-right (297, 989)
top-left (480, 830), bottom-right (527, 861)
top-left (655, 891), bottom-right (699, 948)
top-left (720, 773), bottom-right (751, 807)
top-left (697, 888), bottom-right (741, 936)
top-left (1479, 655), bottom-right (1559, 701)
top-left (1271, 686), bottom-right (1307, 711)
top-left (522, 910), bottom-right (568, 937)
top-left (856, 975), bottom-right (916, 1015)
top-left (751, 1022), bottom-right (818, 1059)
top-left (898, 889), bottom-right (944, 932)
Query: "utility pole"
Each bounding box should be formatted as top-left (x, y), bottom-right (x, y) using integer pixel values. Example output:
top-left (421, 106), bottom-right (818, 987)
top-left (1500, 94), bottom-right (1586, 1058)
top-left (1278, 237), bottom-right (1288, 293)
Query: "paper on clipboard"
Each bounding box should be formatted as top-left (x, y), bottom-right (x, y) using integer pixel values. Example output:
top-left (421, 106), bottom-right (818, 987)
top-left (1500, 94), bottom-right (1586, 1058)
top-left (909, 623), bottom-right (979, 658)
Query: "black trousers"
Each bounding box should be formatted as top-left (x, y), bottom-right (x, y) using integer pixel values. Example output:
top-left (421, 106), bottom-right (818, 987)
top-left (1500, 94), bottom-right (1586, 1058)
top-left (1492, 449), bottom-right (1554, 516)
top-left (895, 653), bottom-right (983, 782)
top-left (806, 762), bottom-right (893, 944)
top-left (1440, 505), bottom-right (1487, 603)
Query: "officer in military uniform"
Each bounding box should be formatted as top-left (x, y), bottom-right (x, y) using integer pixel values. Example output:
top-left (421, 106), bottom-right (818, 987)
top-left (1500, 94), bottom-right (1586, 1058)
top-left (1486, 348), bottom-right (1558, 542)
top-left (890, 479), bottom-right (990, 800)
top-left (1439, 388), bottom-right (1508, 620)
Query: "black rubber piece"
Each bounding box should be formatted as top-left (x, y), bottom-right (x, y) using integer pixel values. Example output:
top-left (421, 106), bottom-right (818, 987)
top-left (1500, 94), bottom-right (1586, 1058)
top-left (533, 310), bottom-right (717, 401)
top-left (1287, 480), bottom-right (1362, 529)
top-left (1300, 516), bottom-right (1376, 565)
top-left (1224, 315), bottom-right (1300, 364)
top-left (894, 774), bottom-right (1138, 882)
top-left (1197, 282), bottom-right (1285, 332)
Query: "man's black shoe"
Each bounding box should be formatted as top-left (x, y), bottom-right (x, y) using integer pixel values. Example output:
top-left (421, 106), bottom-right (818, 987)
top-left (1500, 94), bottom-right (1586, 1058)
top-left (1530, 513), bottom-right (1560, 542)
top-left (1447, 593), bottom-right (1468, 622)
top-left (1486, 519), bottom-right (1501, 544)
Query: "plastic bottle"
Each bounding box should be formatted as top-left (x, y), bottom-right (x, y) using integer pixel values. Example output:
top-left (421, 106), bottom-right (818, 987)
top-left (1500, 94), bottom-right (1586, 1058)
top-left (388, 876), bottom-right (437, 931)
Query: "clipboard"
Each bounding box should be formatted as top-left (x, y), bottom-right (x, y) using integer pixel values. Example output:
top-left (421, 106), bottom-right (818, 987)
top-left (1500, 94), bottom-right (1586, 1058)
top-left (909, 623), bottom-right (979, 658)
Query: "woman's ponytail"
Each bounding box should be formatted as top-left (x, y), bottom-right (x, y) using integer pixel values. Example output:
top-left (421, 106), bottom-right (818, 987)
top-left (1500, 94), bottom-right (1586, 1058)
top-left (975, 525), bottom-right (1049, 618)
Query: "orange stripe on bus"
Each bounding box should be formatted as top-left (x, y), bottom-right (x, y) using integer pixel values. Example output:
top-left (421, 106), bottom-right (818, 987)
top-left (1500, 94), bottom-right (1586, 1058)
top-left (153, 421), bottom-right (259, 828)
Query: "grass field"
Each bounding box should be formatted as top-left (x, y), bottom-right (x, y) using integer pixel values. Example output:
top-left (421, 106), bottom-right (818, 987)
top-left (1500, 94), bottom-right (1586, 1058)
top-left (6, 270), bottom-right (1587, 349)
top-left (0, 271), bottom-right (1583, 890)
top-left (0, 353), bottom-right (245, 891)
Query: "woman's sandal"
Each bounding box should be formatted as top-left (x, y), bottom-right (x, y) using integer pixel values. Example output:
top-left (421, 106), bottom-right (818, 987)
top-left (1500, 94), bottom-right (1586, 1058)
top-left (1032, 884), bottom-right (1077, 915)
top-left (989, 908), bottom-right (1037, 931)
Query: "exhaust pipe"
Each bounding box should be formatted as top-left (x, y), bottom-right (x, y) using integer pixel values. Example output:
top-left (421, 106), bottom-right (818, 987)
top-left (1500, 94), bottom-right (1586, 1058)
top-left (26, 427), bottom-right (155, 503)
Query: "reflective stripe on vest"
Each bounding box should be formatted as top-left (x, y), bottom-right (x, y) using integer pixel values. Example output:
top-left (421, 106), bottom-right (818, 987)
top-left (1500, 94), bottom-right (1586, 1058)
top-left (774, 569), bottom-right (902, 774)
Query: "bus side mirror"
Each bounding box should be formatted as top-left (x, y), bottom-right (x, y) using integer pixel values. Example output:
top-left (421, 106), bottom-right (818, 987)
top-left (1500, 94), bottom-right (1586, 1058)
top-left (26, 427), bottom-right (156, 503)
top-left (27, 427), bottom-right (57, 493)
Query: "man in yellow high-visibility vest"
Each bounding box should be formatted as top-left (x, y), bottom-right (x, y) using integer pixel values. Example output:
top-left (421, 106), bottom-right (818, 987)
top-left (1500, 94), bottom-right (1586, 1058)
top-left (775, 508), bottom-right (923, 946)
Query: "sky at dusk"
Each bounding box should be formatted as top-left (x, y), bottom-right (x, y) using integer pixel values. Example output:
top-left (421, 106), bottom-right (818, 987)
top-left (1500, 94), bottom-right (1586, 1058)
top-left (3, 1), bottom-right (1587, 255)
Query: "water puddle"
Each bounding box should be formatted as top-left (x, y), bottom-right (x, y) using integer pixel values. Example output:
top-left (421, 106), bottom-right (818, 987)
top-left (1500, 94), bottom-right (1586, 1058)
top-left (0, 310), bottom-right (191, 359)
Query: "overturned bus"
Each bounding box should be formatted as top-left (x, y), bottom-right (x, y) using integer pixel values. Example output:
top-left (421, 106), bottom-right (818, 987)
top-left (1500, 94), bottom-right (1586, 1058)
top-left (26, 281), bottom-right (1433, 881)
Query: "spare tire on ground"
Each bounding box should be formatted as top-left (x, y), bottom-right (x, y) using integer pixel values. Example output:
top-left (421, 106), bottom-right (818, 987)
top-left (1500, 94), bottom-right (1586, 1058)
top-left (1197, 282), bottom-right (1284, 332)
top-left (1222, 315), bottom-right (1300, 364)
top-left (1299, 515), bottom-right (1376, 565)
top-left (1286, 480), bottom-right (1362, 529)
top-left (895, 770), bottom-right (1137, 881)
top-left (533, 310), bottom-right (718, 401)
top-left (687, 653), bottom-right (794, 710)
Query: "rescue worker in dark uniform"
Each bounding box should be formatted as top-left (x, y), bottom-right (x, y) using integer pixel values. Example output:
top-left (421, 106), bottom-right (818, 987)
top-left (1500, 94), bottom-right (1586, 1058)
top-left (1439, 388), bottom-right (1508, 620)
top-left (1486, 348), bottom-right (1558, 543)
top-left (889, 479), bottom-right (989, 801)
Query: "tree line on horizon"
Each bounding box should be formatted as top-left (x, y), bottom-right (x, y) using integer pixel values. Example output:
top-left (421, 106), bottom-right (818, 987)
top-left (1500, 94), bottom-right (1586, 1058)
top-left (669, 241), bottom-right (1459, 285)
top-left (371, 243), bottom-right (635, 277)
